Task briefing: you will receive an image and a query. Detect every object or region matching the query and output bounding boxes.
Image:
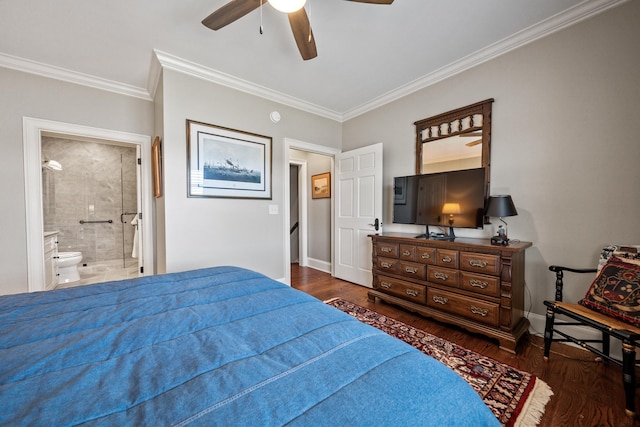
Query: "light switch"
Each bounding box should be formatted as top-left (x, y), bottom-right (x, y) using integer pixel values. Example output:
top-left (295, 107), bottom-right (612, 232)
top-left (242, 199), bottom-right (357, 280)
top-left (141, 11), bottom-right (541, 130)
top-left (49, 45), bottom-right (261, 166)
top-left (269, 205), bottom-right (278, 215)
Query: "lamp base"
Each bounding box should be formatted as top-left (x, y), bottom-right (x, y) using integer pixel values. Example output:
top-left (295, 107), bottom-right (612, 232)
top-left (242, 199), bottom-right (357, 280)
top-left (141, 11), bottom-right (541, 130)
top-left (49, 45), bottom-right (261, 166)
top-left (491, 236), bottom-right (509, 246)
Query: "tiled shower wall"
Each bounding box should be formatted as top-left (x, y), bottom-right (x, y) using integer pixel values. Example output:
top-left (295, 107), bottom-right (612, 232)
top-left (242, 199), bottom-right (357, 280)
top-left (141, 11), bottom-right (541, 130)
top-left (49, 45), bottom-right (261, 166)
top-left (42, 137), bottom-right (137, 264)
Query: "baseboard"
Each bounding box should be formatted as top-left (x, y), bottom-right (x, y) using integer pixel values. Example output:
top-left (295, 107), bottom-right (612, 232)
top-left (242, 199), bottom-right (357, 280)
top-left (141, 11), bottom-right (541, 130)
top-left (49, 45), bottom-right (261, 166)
top-left (306, 258), bottom-right (331, 274)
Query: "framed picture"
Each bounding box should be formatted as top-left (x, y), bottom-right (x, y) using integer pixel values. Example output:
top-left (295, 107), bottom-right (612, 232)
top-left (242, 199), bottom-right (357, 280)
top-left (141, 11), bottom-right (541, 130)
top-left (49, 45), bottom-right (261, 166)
top-left (311, 172), bottom-right (331, 199)
top-left (152, 136), bottom-right (162, 198)
top-left (186, 120), bottom-right (272, 199)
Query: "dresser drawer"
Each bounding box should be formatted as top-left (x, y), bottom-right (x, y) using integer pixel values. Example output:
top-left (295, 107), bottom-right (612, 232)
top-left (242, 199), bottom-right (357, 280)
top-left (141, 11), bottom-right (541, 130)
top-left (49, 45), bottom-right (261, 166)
top-left (376, 257), bottom-right (399, 274)
top-left (416, 247), bottom-right (436, 264)
top-left (376, 275), bottom-right (426, 304)
top-left (460, 252), bottom-right (501, 276)
top-left (399, 244), bottom-right (416, 261)
top-left (427, 288), bottom-right (500, 327)
top-left (427, 265), bottom-right (459, 287)
top-left (460, 272), bottom-right (500, 297)
top-left (376, 242), bottom-right (399, 258)
top-left (398, 261), bottom-right (427, 280)
top-left (436, 249), bottom-right (459, 268)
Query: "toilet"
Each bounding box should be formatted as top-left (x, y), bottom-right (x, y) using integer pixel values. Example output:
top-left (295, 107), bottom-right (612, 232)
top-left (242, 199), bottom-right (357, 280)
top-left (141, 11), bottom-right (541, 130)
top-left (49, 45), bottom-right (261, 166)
top-left (57, 252), bottom-right (83, 284)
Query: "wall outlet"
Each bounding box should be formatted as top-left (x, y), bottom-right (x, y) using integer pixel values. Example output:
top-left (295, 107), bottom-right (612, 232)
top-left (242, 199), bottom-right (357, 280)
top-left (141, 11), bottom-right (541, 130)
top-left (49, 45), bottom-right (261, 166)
top-left (269, 205), bottom-right (278, 215)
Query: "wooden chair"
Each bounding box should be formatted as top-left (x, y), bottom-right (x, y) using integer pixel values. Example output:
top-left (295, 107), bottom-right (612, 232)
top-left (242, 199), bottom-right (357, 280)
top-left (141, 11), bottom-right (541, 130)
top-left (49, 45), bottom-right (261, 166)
top-left (543, 246), bottom-right (640, 417)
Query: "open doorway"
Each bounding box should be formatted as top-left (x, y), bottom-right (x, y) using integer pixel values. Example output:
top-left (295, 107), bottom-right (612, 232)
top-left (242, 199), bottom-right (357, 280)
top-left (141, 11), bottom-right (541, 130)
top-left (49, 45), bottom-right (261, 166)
top-left (41, 135), bottom-right (141, 288)
top-left (23, 117), bottom-right (154, 292)
top-left (283, 139), bottom-right (340, 285)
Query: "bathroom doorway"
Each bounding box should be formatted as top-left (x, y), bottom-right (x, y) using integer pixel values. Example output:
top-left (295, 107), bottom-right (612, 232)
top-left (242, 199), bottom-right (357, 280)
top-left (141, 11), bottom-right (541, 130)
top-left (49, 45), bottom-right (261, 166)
top-left (41, 136), bottom-right (141, 287)
top-left (23, 117), bottom-right (154, 293)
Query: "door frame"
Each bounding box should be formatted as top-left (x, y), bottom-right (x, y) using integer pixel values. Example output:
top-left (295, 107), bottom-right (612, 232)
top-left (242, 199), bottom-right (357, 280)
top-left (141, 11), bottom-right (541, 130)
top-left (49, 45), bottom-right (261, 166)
top-left (23, 117), bottom-right (154, 292)
top-left (283, 138), bottom-right (340, 285)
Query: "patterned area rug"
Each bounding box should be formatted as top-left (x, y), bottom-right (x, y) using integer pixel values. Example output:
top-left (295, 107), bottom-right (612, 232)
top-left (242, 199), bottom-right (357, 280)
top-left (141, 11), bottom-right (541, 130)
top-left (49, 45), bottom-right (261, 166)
top-left (325, 298), bottom-right (553, 427)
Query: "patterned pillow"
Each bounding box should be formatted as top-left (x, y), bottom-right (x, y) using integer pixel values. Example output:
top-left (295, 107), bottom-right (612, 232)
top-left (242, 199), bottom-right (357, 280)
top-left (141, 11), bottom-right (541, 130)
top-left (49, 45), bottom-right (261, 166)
top-left (580, 256), bottom-right (640, 327)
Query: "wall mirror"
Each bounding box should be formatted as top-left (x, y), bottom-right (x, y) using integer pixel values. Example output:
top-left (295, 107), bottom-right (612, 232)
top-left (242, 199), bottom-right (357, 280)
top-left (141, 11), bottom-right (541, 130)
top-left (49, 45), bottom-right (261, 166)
top-left (415, 99), bottom-right (494, 179)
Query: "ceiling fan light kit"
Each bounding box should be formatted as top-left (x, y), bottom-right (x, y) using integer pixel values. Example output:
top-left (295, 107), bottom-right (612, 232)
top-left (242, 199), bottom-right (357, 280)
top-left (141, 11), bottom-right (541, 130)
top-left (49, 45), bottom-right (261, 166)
top-left (268, 0), bottom-right (307, 13)
top-left (202, 0), bottom-right (394, 60)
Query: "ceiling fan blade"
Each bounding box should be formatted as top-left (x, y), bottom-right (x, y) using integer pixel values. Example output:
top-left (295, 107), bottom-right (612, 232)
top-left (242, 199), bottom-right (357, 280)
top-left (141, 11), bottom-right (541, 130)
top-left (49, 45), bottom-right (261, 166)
top-left (288, 8), bottom-right (317, 61)
top-left (345, 0), bottom-right (394, 4)
top-left (202, 0), bottom-right (266, 31)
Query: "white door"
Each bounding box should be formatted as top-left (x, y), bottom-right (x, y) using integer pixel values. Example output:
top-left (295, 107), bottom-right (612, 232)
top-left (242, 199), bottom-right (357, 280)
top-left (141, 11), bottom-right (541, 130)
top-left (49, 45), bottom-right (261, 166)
top-left (334, 143), bottom-right (383, 287)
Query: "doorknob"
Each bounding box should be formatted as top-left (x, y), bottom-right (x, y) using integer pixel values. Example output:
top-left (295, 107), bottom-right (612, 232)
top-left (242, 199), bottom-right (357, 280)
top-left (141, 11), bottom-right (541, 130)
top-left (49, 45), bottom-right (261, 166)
top-left (369, 218), bottom-right (380, 231)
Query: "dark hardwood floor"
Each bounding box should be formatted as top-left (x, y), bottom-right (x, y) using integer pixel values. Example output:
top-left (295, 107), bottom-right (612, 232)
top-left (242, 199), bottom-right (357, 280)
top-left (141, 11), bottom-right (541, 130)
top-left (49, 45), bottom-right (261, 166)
top-left (291, 264), bottom-right (640, 427)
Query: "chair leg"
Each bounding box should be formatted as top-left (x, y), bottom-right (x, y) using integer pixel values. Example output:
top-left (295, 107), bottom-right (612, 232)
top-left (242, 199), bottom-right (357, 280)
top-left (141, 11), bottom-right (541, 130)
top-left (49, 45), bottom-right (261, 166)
top-left (543, 307), bottom-right (555, 361)
top-left (622, 342), bottom-right (636, 417)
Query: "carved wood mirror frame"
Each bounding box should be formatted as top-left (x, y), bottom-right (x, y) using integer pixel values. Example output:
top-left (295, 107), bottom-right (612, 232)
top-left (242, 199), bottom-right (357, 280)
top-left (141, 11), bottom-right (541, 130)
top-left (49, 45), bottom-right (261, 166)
top-left (415, 98), bottom-right (494, 193)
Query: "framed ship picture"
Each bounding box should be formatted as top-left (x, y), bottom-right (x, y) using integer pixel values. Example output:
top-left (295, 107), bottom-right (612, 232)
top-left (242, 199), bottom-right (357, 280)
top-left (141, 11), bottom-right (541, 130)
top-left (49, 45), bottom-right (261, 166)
top-left (186, 120), bottom-right (272, 199)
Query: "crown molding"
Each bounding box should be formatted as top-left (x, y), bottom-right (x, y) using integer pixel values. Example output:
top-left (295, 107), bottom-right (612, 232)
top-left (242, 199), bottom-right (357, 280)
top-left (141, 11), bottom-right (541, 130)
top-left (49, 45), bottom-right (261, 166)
top-left (342, 0), bottom-right (629, 121)
top-left (0, 52), bottom-right (152, 101)
top-left (152, 50), bottom-right (342, 122)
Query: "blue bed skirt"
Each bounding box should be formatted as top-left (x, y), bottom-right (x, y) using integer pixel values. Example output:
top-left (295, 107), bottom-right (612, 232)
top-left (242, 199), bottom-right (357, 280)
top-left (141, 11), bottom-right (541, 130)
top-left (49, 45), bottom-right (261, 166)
top-left (0, 266), bottom-right (499, 426)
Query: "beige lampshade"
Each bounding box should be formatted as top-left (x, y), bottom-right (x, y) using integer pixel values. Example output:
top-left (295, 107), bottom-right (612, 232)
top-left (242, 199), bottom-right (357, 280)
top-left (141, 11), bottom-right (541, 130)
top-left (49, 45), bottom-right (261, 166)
top-left (442, 203), bottom-right (461, 214)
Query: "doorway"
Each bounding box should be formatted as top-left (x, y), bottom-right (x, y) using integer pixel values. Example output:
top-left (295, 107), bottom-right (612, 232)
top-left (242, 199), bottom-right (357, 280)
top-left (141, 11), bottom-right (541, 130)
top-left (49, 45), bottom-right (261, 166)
top-left (41, 135), bottom-right (141, 287)
top-left (283, 139), bottom-right (340, 285)
top-left (23, 117), bottom-right (154, 292)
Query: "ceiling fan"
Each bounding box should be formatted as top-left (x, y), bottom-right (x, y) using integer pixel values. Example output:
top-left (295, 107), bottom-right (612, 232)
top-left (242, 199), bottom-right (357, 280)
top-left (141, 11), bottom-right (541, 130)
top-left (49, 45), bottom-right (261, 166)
top-left (202, 0), bottom-right (394, 60)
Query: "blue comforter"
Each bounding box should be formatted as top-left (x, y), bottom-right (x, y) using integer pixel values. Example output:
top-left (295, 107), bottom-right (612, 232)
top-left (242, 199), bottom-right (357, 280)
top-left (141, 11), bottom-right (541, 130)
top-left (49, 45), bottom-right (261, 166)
top-left (0, 266), bottom-right (499, 426)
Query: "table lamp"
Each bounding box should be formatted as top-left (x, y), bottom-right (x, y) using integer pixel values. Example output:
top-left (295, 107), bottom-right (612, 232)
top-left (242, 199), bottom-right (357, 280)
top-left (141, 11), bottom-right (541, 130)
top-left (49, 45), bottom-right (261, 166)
top-left (485, 195), bottom-right (518, 245)
top-left (441, 202), bottom-right (461, 239)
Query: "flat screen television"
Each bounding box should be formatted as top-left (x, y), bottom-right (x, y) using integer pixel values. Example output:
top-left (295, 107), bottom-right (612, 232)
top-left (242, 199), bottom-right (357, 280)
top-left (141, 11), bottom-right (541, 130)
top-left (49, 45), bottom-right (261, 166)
top-left (393, 168), bottom-right (486, 236)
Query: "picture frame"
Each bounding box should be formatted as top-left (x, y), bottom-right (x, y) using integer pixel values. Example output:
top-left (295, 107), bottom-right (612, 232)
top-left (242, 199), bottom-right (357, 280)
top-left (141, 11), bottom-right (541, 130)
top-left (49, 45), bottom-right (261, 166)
top-left (186, 120), bottom-right (272, 199)
top-left (311, 172), bottom-right (331, 199)
top-left (152, 136), bottom-right (162, 198)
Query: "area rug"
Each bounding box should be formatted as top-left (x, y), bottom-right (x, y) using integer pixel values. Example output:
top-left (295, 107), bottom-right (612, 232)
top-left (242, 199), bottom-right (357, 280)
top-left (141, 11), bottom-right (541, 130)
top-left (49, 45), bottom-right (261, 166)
top-left (325, 298), bottom-right (553, 427)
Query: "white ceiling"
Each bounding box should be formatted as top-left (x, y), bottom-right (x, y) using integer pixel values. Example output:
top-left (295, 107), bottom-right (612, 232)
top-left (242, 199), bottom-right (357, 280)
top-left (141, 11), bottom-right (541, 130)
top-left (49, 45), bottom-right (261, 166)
top-left (0, 0), bottom-right (625, 120)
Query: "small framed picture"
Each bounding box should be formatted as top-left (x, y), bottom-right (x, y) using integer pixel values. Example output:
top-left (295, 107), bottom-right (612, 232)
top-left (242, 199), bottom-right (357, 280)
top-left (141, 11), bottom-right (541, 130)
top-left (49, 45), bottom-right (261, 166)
top-left (186, 120), bottom-right (272, 199)
top-left (311, 172), bottom-right (331, 199)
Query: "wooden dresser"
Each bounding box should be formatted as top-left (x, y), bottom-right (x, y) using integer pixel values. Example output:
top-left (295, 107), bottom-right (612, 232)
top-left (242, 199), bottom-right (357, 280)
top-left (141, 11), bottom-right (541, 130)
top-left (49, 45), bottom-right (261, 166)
top-left (369, 233), bottom-right (532, 353)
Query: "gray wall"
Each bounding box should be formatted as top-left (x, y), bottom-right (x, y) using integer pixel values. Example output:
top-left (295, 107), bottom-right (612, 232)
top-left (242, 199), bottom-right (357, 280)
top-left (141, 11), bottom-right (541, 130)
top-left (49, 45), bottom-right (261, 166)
top-left (306, 153), bottom-right (332, 264)
top-left (342, 1), bottom-right (640, 317)
top-left (157, 69), bottom-right (341, 280)
top-left (0, 67), bottom-right (153, 295)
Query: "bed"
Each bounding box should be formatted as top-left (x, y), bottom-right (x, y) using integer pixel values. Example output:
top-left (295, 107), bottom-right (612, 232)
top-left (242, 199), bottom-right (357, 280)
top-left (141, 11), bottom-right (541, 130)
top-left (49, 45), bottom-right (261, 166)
top-left (1, 266), bottom-right (499, 426)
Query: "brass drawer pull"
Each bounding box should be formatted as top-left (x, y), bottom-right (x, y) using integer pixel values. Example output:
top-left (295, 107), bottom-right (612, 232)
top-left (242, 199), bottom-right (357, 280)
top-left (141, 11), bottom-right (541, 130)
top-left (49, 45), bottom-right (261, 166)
top-left (421, 253), bottom-right (431, 259)
top-left (406, 289), bottom-right (419, 297)
top-left (433, 272), bottom-right (449, 281)
top-left (380, 281), bottom-right (392, 289)
top-left (380, 247), bottom-right (392, 253)
top-left (469, 279), bottom-right (489, 289)
top-left (380, 262), bottom-right (393, 269)
top-left (403, 250), bottom-right (411, 256)
top-left (470, 306), bottom-right (489, 317)
top-left (469, 259), bottom-right (488, 268)
top-left (405, 267), bottom-right (418, 274)
top-left (441, 256), bottom-right (453, 263)
top-left (432, 295), bottom-right (448, 305)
